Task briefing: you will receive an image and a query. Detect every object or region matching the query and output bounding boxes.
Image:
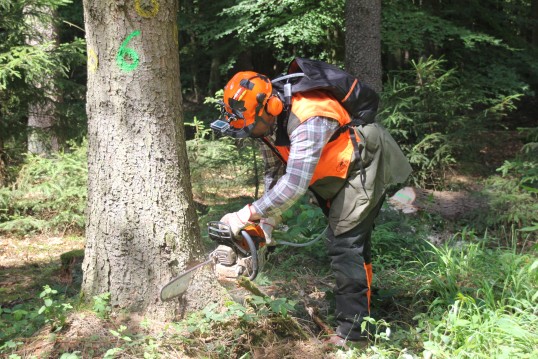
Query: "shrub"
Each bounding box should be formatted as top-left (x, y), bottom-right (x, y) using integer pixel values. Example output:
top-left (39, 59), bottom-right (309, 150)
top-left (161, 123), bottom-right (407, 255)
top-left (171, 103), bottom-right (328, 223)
top-left (185, 119), bottom-right (262, 201)
top-left (381, 56), bottom-right (521, 189)
top-left (482, 127), bottom-right (538, 234)
top-left (0, 141), bottom-right (87, 234)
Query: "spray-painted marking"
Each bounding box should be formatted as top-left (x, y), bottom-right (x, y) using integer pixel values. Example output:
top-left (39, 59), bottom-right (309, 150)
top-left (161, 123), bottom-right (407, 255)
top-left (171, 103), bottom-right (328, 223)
top-left (134, 0), bottom-right (159, 18)
top-left (116, 30), bottom-right (141, 72)
top-left (174, 23), bottom-right (179, 46)
top-left (88, 48), bottom-right (98, 73)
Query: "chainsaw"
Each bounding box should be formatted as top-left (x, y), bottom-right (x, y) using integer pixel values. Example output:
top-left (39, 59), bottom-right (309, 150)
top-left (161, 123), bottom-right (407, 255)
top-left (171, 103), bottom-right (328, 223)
top-left (160, 221), bottom-right (267, 301)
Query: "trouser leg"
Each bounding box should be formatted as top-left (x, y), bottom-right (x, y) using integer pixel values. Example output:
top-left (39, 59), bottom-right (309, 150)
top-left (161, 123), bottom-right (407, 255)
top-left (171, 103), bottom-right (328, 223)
top-left (327, 197), bottom-right (384, 340)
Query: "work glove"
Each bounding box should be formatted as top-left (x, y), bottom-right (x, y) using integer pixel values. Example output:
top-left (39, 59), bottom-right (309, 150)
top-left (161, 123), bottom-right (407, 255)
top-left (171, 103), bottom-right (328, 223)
top-left (219, 204), bottom-right (254, 237)
top-left (260, 216), bottom-right (281, 246)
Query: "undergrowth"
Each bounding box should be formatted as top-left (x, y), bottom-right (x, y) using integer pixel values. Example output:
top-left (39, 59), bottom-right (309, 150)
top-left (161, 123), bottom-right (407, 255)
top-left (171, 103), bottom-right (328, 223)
top-left (0, 141), bottom-right (87, 235)
top-left (0, 114), bottom-right (536, 358)
top-left (4, 210), bottom-right (533, 358)
top-left (381, 56), bottom-right (521, 189)
top-left (185, 116), bottom-right (263, 201)
top-left (481, 127), bottom-right (538, 235)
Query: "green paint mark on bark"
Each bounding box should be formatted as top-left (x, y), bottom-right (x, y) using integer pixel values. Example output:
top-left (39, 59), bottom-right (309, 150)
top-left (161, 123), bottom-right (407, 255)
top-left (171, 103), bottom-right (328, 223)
top-left (116, 30), bottom-right (141, 72)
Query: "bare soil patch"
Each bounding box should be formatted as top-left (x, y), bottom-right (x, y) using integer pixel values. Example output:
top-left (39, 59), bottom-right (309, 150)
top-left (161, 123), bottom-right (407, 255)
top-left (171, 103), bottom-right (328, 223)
top-left (0, 234), bottom-right (84, 306)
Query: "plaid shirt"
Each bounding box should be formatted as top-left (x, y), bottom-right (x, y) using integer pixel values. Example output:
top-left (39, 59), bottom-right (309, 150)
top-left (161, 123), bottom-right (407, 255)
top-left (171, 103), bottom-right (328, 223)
top-left (252, 116), bottom-right (340, 217)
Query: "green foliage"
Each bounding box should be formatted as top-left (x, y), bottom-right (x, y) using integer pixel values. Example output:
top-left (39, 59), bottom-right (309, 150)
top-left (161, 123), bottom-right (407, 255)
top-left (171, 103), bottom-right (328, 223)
top-left (279, 197), bottom-right (327, 241)
top-left (0, 0), bottom-right (87, 161)
top-left (381, 57), bottom-right (462, 187)
top-left (0, 140), bottom-right (87, 234)
top-left (247, 295), bottom-right (296, 319)
top-left (412, 231), bottom-right (538, 354)
top-left (92, 292), bottom-right (111, 319)
top-left (38, 285), bottom-right (72, 331)
top-left (382, 0), bottom-right (535, 97)
top-left (0, 284), bottom-right (75, 352)
top-left (381, 56), bottom-right (521, 188)
top-left (484, 174), bottom-right (538, 232)
top-left (414, 230), bottom-right (537, 309)
top-left (268, 197), bottom-right (329, 274)
top-left (0, 305), bottom-right (42, 349)
top-left (497, 127), bottom-right (538, 193)
top-left (481, 128), bottom-right (538, 232)
top-left (220, 0), bottom-right (345, 63)
top-left (363, 213), bottom-right (538, 358)
top-left (420, 293), bottom-right (538, 358)
top-left (186, 118), bottom-right (262, 199)
top-left (178, 298), bottom-right (294, 335)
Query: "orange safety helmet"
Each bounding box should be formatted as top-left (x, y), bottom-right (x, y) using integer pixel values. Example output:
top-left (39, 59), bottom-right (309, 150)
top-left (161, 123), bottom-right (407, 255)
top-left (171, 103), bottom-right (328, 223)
top-left (215, 71), bottom-right (283, 138)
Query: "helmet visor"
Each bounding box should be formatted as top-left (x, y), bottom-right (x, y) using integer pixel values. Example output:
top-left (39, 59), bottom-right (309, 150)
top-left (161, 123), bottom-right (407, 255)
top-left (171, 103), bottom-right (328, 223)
top-left (210, 101), bottom-right (253, 138)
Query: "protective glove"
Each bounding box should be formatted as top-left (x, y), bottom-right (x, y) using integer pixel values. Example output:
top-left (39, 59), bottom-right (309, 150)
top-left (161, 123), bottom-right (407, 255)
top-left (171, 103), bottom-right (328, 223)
top-left (259, 216), bottom-right (281, 246)
top-left (219, 204), bottom-right (254, 237)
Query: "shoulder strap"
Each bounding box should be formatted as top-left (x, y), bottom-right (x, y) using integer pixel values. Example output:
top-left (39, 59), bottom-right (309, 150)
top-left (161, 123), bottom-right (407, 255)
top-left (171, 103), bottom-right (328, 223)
top-left (272, 75), bottom-right (302, 146)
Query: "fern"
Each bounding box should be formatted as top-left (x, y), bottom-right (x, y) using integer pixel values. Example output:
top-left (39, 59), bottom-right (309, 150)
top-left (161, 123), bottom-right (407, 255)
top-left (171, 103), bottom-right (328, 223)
top-left (0, 141), bottom-right (87, 234)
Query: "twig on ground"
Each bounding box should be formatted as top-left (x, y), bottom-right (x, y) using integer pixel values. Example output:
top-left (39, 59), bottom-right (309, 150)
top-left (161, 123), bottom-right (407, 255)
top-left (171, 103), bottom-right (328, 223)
top-left (306, 306), bottom-right (335, 336)
top-left (237, 277), bottom-right (311, 340)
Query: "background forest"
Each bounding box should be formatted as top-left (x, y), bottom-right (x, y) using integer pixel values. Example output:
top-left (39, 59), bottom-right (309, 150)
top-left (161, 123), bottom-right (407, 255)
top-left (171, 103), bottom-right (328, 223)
top-left (1, 0), bottom-right (537, 358)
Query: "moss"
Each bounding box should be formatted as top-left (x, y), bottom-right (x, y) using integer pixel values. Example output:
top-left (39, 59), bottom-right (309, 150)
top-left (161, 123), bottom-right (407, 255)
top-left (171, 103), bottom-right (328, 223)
top-left (164, 231), bottom-right (176, 250)
top-left (60, 249), bottom-right (85, 270)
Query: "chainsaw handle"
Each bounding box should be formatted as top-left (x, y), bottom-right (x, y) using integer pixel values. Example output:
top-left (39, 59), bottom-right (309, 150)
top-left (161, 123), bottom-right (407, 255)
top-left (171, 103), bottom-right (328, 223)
top-left (240, 229), bottom-right (258, 280)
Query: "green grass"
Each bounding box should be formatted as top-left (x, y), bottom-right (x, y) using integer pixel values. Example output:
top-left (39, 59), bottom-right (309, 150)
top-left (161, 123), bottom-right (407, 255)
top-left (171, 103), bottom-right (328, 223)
top-left (1, 134), bottom-right (537, 358)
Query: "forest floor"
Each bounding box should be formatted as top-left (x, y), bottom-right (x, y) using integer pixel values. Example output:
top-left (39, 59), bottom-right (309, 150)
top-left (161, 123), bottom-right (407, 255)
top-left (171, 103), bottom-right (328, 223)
top-left (0, 123), bottom-right (535, 358)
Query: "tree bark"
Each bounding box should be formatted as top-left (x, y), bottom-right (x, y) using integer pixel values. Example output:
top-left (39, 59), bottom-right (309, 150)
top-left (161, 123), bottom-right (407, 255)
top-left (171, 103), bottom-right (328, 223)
top-left (207, 56), bottom-right (221, 97)
top-left (344, 0), bottom-right (382, 93)
top-left (24, 5), bottom-right (60, 155)
top-left (0, 137), bottom-right (6, 187)
top-left (82, 0), bottom-right (221, 320)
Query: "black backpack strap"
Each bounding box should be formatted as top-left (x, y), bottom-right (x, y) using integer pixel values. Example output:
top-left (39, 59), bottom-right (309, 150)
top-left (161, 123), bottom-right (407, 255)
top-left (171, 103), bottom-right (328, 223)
top-left (259, 137), bottom-right (287, 164)
top-left (348, 126), bottom-right (369, 200)
top-left (273, 81), bottom-right (295, 146)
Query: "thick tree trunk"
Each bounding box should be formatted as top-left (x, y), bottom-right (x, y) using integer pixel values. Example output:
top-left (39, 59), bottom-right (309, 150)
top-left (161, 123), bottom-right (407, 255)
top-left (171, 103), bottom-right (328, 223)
top-left (82, 0), bottom-right (220, 320)
top-left (24, 6), bottom-right (59, 155)
top-left (344, 0), bottom-right (382, 93)
top-left (27, 93), bottom-right (59, 155)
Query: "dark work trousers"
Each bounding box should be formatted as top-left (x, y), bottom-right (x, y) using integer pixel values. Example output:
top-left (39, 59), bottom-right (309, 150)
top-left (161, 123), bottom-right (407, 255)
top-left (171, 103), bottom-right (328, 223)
top-left (327, 196), bottom-right (385, 340)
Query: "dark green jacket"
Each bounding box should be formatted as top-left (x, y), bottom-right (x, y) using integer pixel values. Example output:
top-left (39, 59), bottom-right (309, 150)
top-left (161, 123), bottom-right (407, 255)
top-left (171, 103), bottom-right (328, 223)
top-left (328, 123), bottom-right (412, 235)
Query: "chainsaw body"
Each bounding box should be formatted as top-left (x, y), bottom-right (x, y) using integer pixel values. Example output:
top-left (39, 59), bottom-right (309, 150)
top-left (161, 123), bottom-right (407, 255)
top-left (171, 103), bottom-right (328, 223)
top-left (160, 221), bottom-right (266, 301)
top-left (208, 221), bottom-right (266, 281)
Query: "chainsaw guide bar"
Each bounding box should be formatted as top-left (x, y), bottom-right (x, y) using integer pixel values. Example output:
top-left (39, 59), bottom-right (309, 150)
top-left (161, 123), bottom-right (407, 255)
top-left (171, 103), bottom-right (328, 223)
top-left (159, 222), bottom-right (263, 301)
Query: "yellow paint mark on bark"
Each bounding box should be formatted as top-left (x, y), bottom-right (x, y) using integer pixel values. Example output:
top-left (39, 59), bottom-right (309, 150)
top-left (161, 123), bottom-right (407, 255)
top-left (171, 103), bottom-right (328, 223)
top-left (134, 0), bottom-right (159, 18)
top-left (88, 48), bottom-right (98, 73)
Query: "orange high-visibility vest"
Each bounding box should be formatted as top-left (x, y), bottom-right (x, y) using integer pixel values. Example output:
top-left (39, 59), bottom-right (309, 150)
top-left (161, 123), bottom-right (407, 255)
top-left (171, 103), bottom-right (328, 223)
top-left (274, 90), bottom-right (358, 199)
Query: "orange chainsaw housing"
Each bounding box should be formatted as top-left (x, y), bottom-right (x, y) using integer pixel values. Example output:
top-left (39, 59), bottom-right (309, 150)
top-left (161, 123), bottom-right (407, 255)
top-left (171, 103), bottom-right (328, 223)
top-left (237, 223), bottom-right (266, 252)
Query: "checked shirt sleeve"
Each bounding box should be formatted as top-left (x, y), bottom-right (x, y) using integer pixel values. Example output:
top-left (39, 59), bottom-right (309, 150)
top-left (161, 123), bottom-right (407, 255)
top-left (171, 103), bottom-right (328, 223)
top-left (252, 117), bottom-right (340, 217)
top-left (258, 138), bottom-right (285, 192)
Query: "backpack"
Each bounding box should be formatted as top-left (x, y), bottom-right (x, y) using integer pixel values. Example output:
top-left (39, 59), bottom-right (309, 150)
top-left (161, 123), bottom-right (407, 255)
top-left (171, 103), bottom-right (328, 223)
top-left (271, 57), bottom-right (380, 146)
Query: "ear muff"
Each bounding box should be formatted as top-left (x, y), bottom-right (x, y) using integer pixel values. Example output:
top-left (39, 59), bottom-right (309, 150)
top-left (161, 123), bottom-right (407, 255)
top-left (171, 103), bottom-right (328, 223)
top-left (265, 96), bottom-right (283, 116)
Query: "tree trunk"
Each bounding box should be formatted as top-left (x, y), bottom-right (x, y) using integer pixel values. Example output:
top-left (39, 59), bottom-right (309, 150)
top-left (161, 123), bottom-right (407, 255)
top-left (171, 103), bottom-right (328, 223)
top-left (24, 5), bottom-right (60, 155)
top-left (207, 56), bottom-right (221, 97)
top-left (82, 0), bottom-right (220, 320)
top-left (344, 0), bottom-right (382, 93)
top-left (0, 137), bottom-right (6, 187)
top-left (531, 0), bottom-right (538, 46)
